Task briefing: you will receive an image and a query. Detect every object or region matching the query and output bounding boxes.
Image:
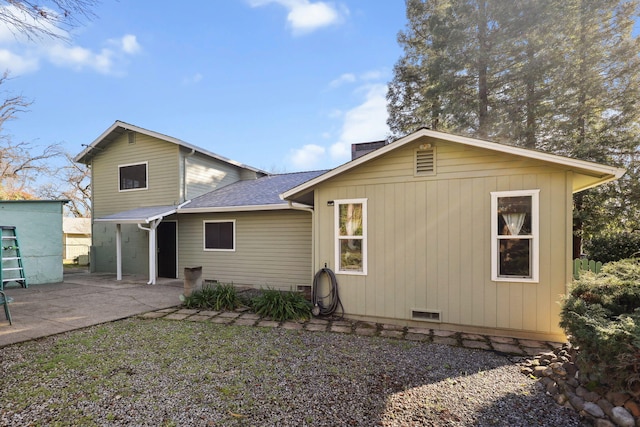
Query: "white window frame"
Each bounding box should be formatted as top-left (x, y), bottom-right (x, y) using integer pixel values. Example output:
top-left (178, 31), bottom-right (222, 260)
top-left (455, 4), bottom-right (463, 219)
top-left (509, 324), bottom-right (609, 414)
top-left (203, 220), bottom-right (236, 252)
top-left (491, 189), bottom-right (540, 283)
top-left (118, 161), bottom-right (148, 192)
top-left (334, 198), bottom-right (367, 275)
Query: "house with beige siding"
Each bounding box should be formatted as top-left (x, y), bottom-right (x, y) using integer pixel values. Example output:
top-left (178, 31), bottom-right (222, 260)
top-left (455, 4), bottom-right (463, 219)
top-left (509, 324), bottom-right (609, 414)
top-left (281, 128), bottom-right (624, 341)
top-left (77, 122), bottom-right (623, 340)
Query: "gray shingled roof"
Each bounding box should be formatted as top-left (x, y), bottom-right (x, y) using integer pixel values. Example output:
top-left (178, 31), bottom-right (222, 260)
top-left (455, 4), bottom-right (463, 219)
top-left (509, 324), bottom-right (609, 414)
top-left (183, 170), bottom-right (327, 209)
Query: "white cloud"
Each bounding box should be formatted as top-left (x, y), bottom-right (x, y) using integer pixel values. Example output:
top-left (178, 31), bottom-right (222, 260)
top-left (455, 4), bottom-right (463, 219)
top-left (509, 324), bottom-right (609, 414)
top-left (249, 0), bottom-right (347, 35)
top-left (329, 84), bottom-right (389, 162)
top-left (0, 4), bottom-right (67, 43)
top-left (327, 68), bottom-right (390, 90)
top-left (287, 83), bottom-right (389, 170)
top-left (0, 49), bottom-right (39, 74)
top-left (118, 34), bottom-right (142, 55)
top-left (0, 31), bottom-right (142, 76)
top-left (289, 143), bottom-right (326, 170)
top-left (328, 72), bottom-right (355, 88)
top-left (361, 70), bottom-right (384, 81)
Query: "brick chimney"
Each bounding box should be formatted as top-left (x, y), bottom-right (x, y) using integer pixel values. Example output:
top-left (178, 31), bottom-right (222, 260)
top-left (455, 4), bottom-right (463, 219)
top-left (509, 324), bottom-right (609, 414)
top-left (351, 140), bottom-right (386, 160)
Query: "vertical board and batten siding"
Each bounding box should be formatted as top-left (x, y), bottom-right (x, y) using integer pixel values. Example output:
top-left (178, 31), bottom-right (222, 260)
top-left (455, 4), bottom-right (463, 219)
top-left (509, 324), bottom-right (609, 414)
top-left (178, 210), bottom-right (312, 289)
top-left (314, 136), bottom-right (572, 340)
top-left (92, 132), bottom-right (181, 217)
top-left (90, 132), bottom-right (180, 274)
top-left (183, 151), bottom-right (243, 200)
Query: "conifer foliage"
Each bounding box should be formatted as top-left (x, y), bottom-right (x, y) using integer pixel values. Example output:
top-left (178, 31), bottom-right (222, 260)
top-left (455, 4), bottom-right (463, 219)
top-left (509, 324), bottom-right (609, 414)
top-left (388, 0), bottom-right (640, 240)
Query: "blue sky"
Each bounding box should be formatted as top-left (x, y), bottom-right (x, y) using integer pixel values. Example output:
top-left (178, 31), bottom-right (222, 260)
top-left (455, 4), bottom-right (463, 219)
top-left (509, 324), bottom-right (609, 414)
top-left (0, 1), bottom-right (407, 173)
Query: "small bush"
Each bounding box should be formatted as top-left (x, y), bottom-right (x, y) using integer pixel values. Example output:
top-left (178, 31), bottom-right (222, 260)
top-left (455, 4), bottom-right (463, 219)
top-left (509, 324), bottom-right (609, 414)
top-left (183, 283), bottom-right (240, 311)
top-left (560, 258), bottom-right (640, 393)
top-left (583, 231), bottom-right (640, 263)
top-left (251, 288), bottom-right (312, 322)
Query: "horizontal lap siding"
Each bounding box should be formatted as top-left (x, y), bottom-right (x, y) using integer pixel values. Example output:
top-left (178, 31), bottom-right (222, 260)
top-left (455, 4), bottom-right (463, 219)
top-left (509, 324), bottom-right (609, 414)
top-left (315, 136), bottom-right (570, 339)
top-left (92, 133), bottom-right (180, 217)
top-left (178, 211), bottom-right (312, 289)
top-left (184, 152), bottom-right (242, 200)
top-left (91, 133), bottom-right (179, 274)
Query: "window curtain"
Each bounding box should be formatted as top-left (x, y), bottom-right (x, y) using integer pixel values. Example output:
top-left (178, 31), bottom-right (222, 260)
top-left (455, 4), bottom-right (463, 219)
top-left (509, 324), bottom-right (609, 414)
top-left (502, 213), bottom-right (526, 236)
top-left (344, 203), bottom-right (361, 249)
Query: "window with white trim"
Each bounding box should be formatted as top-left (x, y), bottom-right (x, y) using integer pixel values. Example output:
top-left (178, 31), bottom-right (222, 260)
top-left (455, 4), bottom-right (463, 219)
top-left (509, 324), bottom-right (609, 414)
top-left (204, 220), bottom-right (235, 251)
top-left (491, 190), bottom-right (539, 282)
top-left (119, 162), bottom-right (148, 191)
top-left (335, 199), bottom-right (367, 275)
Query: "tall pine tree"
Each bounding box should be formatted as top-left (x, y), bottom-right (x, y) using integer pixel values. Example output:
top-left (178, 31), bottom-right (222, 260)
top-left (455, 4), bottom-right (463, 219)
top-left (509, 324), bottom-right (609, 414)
top-left (388, 0), bottom-right (640, 250)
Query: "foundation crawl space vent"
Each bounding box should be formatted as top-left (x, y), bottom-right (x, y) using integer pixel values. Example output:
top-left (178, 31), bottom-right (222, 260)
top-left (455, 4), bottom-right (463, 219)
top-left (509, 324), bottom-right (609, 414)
top-left (412, 309), bottom-right (441, 322)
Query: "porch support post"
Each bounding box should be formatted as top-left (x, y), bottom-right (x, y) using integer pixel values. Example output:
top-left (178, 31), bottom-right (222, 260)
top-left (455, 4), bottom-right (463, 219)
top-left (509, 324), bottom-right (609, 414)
top-left (116, 223), bottom-right (122, 281)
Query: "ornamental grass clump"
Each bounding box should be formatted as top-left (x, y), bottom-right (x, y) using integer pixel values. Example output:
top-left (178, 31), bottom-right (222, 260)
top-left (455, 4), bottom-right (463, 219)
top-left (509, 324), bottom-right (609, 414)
top-left (183, 283), bottom-right (240, 311)
top-left (251, 288), bottom-right (312, 322)
top-left (560, 258), bottom-right (640, 394)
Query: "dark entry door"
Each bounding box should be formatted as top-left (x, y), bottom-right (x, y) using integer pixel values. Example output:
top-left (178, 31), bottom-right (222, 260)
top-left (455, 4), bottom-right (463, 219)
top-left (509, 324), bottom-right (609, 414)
top-left (157, 221), bottom-right (177, 278)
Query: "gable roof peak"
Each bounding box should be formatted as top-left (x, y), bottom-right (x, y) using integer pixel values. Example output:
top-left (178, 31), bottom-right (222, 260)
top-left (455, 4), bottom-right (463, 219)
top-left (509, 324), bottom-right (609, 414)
top-left (74, 120), bottom-right (266, 175)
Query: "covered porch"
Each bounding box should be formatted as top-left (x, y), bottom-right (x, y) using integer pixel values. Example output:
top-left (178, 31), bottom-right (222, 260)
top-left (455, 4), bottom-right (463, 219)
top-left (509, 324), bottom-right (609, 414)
top-left (93, 204), bottom-right (187, 285)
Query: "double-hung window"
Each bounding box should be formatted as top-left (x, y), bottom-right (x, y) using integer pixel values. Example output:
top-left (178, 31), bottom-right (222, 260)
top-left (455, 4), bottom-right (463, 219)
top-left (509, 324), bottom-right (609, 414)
top-left (119, 162), bottom-right (148, 191)
top-left (204, 220), bottom-right (235, 251)
top-left (491, 190), bottom-right (539, 282)
top-left (335, 199), bottom-right (367, 275)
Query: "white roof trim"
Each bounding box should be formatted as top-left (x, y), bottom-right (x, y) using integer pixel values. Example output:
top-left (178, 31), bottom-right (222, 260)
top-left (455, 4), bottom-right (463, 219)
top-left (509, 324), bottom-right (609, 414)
top-left (94, 201), bottom-right (190, 224)
top-left (74, 120), bottom-right (266, 174)
top-left (281, 128), bottom-right (626, 199)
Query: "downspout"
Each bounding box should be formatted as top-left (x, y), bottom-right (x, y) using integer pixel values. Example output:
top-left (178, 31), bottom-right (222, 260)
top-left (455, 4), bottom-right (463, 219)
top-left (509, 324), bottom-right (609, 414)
top-left (138, 218), bottom-right (162, 285)
top-left (116, 224), bottom-right (122, 281)
top-left (288, 201), bottom-right (315, 284)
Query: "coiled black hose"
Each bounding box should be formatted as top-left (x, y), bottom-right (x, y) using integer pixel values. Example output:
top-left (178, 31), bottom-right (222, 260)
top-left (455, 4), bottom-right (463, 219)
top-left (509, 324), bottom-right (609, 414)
top-left (312, 267), bottom-right (344, 317)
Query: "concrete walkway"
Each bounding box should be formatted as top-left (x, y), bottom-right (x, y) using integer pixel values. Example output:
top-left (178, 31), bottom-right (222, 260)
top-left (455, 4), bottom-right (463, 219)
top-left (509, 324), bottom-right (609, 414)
top-left (0, 271), bottom-right (183, 347)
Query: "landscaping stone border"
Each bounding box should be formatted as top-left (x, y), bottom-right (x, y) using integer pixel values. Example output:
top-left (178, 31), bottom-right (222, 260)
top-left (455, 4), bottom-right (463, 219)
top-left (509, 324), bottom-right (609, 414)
top-left (520, 343), bottom-right (640, 427)
top-left (140, 307), bottom-right (560, 356)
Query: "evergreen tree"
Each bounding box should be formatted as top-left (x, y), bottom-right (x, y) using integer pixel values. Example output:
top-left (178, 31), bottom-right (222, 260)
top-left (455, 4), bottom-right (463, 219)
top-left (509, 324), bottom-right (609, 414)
top-left (388, 0), bottom-right (640, 250)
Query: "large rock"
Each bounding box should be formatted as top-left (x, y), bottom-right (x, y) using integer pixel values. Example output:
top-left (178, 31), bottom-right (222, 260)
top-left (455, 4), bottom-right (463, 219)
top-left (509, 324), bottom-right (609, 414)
top-left (611, 406), bottom-right (635, 427)
top-left (583, 402), bottom-right (605, 418)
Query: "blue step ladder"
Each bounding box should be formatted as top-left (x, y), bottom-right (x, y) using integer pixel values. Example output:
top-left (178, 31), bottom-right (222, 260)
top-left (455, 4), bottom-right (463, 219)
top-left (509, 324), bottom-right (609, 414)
top-left (1, 226), bottom-right (27, 290)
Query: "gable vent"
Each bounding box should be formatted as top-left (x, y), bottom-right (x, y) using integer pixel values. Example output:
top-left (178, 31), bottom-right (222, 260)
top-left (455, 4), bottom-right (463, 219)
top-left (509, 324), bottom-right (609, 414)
top-left (128, 131), bottom-right (136, 144)
top-left (415, 147), bottom-right (436, 175)
top-left (412, 309), bottom-right (441, 322)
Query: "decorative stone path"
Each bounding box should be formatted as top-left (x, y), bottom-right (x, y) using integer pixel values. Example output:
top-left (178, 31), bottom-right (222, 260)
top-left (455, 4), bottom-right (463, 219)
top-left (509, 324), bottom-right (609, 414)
top-left (139, 307), bottom-right (563, 357)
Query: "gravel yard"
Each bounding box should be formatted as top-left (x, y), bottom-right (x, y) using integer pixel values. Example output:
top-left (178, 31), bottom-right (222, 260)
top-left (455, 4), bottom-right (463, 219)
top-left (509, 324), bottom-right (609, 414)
top-left (0, 318), bottom-right (585, 426)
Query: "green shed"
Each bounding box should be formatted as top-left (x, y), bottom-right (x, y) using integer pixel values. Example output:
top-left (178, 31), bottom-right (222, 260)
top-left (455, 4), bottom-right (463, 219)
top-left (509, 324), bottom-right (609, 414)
top-left (0, 200), bottom-right (68, 285)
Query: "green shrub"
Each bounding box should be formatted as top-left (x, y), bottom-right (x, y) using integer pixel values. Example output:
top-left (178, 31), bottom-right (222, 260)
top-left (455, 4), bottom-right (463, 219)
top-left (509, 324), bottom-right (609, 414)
top-left (560, 258), bottom-right (640, 393)
top-left (583, 231), bottom-right (640, 263)
top-left (183, 283), bottom-right (240, 311)
top-left (251, 288), bottom-right (312, 322)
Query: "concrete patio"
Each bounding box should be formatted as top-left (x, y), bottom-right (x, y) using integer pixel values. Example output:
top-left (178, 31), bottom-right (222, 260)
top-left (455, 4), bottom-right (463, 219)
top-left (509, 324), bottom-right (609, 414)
top-left (0, 270), bottom-right (183, 347)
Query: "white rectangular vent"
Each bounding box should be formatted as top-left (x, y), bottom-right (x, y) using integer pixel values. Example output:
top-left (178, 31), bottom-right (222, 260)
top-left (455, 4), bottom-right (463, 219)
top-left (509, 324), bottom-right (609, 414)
top-left (412, 309), bottom-right (441, 322)
top-left (128, 131), bottom-right (136, 144)
top-left (416, 148), bottom-right (435, 175)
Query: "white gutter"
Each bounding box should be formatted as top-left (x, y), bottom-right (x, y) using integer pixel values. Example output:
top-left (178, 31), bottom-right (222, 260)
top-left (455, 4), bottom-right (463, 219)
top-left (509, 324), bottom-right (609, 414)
top-left (179, 203), bottom-right (294, 213)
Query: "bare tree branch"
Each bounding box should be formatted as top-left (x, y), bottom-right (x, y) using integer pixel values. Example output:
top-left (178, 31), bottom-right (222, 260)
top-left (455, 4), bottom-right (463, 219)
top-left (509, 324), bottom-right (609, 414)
top-left (0, 0), bottom-right (98, 41)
